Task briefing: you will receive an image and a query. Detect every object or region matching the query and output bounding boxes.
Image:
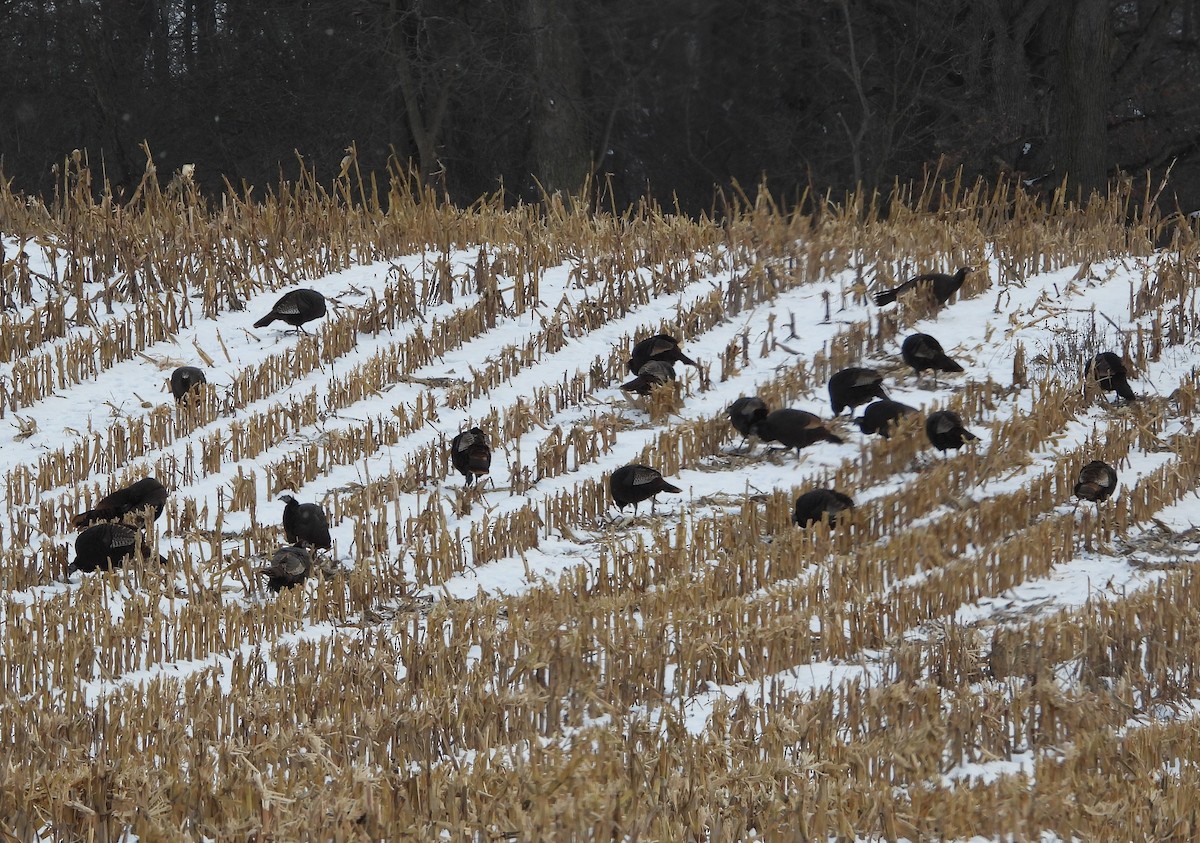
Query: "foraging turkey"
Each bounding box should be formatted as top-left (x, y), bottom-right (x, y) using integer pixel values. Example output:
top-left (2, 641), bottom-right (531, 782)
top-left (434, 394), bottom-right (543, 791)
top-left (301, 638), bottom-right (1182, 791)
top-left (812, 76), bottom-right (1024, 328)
top-left (619, 360), bottom-right (675, 395)
top-left (855, 399), bottom-right (919, 439)
top-left (451, 427), bottom-right (492, 485)
top-left (72, 477), bottom-right (168, 529)
top-left (750, 409), bottom-right (843, 456)
top-left (901, 333), bottom-right (964, 384)
top-left (69, 523), bottom-right (160, 573)
top-left (828, 367), bottom-right (888, 415)
top-left (253, 288), bottom-right (327, 333)
top-left (874, 266), bottom-right (973, 307)
top-left (793, 489), bottom-right (855, 528)
top-left (627, 334), bottom-right (697, 375)
top-left (924, 410), bottom-right (979, 453)
top-left (279, 494), bottom-right (332, 551)
top-left (1088, 352), bottom-right (1136, 402)
top-left (1074, 460), bottom-right (1118, 502)
top-left (256, 545), bottom-right (313, 593)
top-left (727, 396), bottom-right (770, 446)
top-left (609, 464), bottom-right (682, 513)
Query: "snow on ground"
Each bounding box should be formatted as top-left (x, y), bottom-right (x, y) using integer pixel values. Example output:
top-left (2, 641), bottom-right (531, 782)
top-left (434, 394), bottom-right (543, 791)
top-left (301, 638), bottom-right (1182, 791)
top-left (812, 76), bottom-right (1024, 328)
top-left (4, 229), bottom-right (1198, 838)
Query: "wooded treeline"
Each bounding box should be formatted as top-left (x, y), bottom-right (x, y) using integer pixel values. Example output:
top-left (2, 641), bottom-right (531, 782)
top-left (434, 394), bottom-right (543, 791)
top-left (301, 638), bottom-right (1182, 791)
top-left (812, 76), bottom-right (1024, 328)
top-left (1, 0), bottom-right (1199, 214)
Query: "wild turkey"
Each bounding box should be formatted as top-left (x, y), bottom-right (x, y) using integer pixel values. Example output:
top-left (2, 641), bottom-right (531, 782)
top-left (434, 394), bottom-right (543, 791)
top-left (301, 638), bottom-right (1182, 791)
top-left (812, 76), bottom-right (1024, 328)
top-left (69, 523), bottom-right (161, 573)
top-left (901, 333), bottom-right (964, 385)
top-left (620, 360), bottom-right (675, 395)
top-left (793, 489), bottom-right (855, 528)
top-left (609, 464), bottom-right (682, 513)
top-left (253, 288), bottom-right (327, 333)
top-left (1088, 352), bottom-right (1136, 402)
top-left (279, 494), bottom-right (332, 550)
top-left (727, 396), bottom-right (770, 446)
top-left (72, 477), bottom-right (168, 529)
top-left (750, 409), bottom-right (843, 457)
top-left (627, 334), bottom-right (697, 375)
top-left (451, 427), bottom-right (492, 485)
top-left (255, 545), bottom-right (313, 593)
top-left (169, 366), bottom-right (207, 402)
top-left (925, 410), bottom-right (979, 453)
top-left (855, 399), bottom-right (919, 439)
top-left (828, 367), bottom-right (888, 415)
top-left (874, 266), bottom-right (973, 306)
top-left (1074, 460), bottom-right (1118, 502)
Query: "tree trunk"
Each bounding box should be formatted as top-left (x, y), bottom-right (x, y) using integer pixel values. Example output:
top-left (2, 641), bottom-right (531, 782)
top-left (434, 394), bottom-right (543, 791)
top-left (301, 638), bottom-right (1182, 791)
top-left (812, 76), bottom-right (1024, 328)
top-left (386, 0), bottom-right (454, 189)
top-left (522, 0), bottom-right (590, 200)
top-left (141, 0), bottom-right (170, 86)
top-left (981, 0), bottom-right (1050, 137)
top-left (1053, 0), bottom-right (1112, 198)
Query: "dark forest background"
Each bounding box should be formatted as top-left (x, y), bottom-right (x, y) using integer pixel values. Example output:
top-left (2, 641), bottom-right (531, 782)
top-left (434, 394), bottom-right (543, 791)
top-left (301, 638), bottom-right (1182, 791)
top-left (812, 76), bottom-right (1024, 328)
top-left (2, 0), bottom-right (1199, 214)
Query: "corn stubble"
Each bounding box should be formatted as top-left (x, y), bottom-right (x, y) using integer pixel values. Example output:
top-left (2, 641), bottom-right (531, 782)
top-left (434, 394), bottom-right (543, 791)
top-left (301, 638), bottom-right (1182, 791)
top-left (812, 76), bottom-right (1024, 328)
top-left (2, 153), bottom-right (1200, 840)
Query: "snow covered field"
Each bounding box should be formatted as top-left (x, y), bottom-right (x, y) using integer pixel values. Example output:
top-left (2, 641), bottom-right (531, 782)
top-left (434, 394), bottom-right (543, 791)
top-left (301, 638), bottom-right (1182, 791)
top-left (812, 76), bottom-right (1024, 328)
top-left (3, 186), bottom-right (1200, 840)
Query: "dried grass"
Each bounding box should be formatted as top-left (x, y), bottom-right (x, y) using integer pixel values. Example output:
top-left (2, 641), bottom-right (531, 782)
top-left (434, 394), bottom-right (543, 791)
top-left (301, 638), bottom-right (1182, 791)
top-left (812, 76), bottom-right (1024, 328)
top-left (1, 157), bottom-right (1198, 839)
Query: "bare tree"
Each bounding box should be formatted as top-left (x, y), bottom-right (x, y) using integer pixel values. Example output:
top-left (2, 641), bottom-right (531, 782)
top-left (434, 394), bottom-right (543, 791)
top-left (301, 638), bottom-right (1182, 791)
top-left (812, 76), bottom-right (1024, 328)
top-left (0, 0), bottom-right (1198, 212)
top-left (380, 0), bottom-right (467, 188)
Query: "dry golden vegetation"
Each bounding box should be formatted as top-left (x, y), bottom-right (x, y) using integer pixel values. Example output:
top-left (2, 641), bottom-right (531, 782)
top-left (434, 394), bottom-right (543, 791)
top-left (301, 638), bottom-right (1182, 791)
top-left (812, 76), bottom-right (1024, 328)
top-left (2, 153), bottom-right (1200, 841)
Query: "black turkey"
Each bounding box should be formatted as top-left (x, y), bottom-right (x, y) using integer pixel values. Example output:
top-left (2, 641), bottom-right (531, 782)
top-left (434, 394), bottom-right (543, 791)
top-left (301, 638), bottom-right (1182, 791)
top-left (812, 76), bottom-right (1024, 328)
top-left (609, 464), bottom-right (682, 513)
top-left (253, 288), bottom-right (327, 333)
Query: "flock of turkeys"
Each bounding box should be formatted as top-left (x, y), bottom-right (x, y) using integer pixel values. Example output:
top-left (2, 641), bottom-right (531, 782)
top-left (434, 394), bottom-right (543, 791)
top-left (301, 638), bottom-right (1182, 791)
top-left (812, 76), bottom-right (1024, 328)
top-left (69, 287), bottom-right (334, 591)
top-left (723, 265), bottom-right (1125, 528)
top-left (67, 270), bottom-right (1127, 590)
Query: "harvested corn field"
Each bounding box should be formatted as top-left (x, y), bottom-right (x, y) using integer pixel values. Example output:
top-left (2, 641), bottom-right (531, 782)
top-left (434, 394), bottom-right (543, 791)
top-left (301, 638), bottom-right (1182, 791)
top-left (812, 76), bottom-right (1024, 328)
top-left (3, 159), bottom-right (1200, 841)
